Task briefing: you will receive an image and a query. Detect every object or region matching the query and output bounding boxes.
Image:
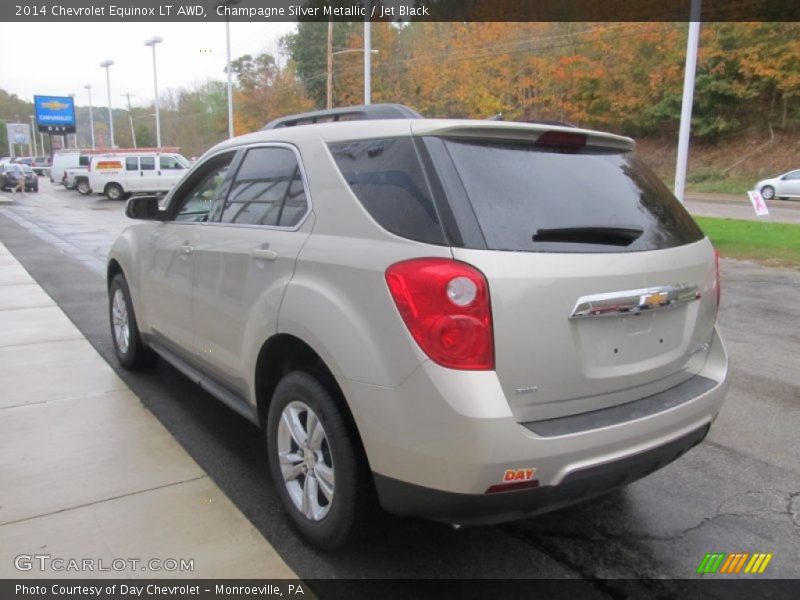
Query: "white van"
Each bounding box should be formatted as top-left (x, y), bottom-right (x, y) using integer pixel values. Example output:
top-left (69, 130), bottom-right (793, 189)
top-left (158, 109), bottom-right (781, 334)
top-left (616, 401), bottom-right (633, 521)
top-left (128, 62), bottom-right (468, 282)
top-left (88, 152), bottom-right (191, 200)
top-left (51, 151), bottom-right (90, 185)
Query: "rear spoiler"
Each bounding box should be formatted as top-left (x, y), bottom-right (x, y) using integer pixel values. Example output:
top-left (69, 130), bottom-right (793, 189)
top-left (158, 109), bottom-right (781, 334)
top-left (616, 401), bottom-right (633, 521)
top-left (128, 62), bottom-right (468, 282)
top-left (410, 120), bottom-right (635, 152)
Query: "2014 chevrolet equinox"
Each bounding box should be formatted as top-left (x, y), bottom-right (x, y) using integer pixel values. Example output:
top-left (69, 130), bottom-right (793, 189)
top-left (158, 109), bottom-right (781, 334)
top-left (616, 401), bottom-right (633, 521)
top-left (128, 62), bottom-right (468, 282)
top-left (107, 104), bottom-right (728, 549)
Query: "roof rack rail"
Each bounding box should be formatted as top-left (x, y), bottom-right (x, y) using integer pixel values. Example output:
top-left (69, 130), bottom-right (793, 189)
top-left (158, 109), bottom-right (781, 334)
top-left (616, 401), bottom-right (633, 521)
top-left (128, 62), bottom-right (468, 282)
top-left (262, 103), bottom-right (422, 130)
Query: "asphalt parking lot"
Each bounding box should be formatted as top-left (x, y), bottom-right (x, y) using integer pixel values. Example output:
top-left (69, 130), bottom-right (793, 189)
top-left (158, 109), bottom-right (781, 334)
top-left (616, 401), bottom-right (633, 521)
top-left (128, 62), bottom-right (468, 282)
top-left (1, 183), bottom-right (798, 590)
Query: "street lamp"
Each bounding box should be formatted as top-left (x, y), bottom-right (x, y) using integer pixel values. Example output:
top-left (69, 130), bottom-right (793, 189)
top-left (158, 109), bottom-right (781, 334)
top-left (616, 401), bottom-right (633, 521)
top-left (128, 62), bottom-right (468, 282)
top-left (100, 60), bottom-right (115, 147)
top-left (144, 36), bottom-right (163, 148)
top-left (84, 85), bottom-right (95, 149)
top-left (218, 0), bottom-right (240, 138)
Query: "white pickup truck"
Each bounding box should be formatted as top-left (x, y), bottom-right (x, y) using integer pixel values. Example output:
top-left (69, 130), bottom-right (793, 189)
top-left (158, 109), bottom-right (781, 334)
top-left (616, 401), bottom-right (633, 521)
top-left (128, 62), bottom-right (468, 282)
top-left (62, 166), bottom-right (91, 194)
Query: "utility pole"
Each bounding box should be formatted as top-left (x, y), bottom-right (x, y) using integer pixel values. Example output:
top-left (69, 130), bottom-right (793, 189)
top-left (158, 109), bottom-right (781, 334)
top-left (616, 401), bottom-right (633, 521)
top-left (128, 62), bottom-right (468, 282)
top-left (326, 18), bottom-right (333, 110)
top-left (674, 0), bottom-right (702, 203)
top-left (122, 93), bottom-right (138, 149)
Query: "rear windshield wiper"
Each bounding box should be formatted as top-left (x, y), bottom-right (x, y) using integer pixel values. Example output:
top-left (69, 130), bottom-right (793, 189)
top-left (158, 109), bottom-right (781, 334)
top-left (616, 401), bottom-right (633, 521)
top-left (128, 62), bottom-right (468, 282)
top-left (533, 226), bottom-right (644, 246)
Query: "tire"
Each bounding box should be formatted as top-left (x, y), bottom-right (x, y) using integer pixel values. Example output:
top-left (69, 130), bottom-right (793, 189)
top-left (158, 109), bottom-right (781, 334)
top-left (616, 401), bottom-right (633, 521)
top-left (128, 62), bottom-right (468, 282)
top-left (267, 371), bottom-right (368, 549)
top-left (76, 179), bottom-right (91, 195)
top-left (105, 183), bottom-right (125, 201)
top-left (108, 274), bottom-right (157, 370)
top-left (760, 185), bottom-right (775, 200)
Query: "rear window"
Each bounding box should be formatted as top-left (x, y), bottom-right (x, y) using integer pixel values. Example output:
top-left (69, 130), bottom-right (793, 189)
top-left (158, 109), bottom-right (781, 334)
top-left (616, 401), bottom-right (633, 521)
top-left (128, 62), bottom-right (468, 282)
top-left (435, 138), bottom-right (703, 253)
top-left (328, 138), bottom-right (446, 245)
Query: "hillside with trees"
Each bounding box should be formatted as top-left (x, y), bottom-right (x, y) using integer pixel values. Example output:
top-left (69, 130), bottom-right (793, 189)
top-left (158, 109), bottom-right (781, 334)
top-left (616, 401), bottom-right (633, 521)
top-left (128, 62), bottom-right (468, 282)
top-left (2, 22), bottom-right (798, 188)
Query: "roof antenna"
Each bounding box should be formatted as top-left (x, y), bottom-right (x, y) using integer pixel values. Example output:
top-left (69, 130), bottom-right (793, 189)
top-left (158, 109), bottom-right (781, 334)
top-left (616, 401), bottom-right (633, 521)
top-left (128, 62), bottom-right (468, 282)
top-left (486, 113), bottom-right (504, 121)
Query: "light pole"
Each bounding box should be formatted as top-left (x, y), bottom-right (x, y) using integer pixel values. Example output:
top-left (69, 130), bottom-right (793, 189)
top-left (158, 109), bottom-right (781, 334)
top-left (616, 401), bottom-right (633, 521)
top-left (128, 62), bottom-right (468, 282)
top-left (84, 85), bottom-right (95, 149)
top-left (100, 60), bottom-right (115, 147)
top-left (144, 36), bottom-right (163, 147)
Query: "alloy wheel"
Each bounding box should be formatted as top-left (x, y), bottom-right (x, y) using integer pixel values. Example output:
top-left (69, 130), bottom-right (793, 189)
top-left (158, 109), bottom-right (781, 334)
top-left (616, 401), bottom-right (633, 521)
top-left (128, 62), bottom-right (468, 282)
top-left (111, 289), bottom-right (130, 354)
top-left (277, 400), bottom-right (335, 521)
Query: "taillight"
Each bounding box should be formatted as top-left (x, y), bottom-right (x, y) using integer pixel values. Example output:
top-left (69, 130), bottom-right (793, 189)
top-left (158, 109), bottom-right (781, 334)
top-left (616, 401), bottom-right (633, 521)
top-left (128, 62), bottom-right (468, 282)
top-left (385, 258), bottom-right (494, 370)
top-left (713, 248), bottom-right (721, 308)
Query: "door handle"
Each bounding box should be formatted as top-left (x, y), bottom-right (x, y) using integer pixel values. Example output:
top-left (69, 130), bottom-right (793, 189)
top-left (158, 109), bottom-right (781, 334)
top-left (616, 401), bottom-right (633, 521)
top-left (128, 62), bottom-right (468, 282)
top-left (178, 244), bottom-right (195, 255)
top-left (250, 248), bottom-right (278, 261)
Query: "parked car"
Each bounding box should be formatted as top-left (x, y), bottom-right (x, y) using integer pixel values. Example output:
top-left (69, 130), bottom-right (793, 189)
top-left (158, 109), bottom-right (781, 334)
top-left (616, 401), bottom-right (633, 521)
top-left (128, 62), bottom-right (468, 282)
top-left (107, 104), bottom-right (728, 549)
top-left (32, 156), bottom-right (52, 176)
top-left (1, 162), bottom-right (26, 192)
top-left (88, 151), bottom-right (191, 201)
top-left (13, 156), bottom-right (33, 167)
top-left (755, 169), bottom-right (800, 200)
top-left (19, 163), bottom-right (39, 191)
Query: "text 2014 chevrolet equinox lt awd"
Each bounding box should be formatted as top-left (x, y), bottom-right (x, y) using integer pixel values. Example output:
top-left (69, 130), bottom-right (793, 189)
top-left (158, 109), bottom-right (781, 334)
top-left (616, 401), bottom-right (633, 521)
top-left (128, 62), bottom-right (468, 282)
top-left (107, 104), bottom-right (728, 549)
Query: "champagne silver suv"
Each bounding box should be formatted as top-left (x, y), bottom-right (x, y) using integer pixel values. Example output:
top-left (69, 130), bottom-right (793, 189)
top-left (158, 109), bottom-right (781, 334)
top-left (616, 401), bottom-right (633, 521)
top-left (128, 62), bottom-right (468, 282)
top-left (107, 104), bottom-right (729, 549)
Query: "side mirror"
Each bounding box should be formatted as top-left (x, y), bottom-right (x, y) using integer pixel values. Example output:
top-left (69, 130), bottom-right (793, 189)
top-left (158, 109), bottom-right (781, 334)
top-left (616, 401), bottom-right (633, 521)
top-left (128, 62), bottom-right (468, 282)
top-left (125, 195), bottom-right (162, 220)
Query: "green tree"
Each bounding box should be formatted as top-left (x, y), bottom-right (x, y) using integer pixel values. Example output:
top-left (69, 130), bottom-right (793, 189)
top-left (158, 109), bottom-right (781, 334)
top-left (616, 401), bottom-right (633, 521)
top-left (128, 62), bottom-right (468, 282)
top-left (285, 21), bottom-right (360, 108)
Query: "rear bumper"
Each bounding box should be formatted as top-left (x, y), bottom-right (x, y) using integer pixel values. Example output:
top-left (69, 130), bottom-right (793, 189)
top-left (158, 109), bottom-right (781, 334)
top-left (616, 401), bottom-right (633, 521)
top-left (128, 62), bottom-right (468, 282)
top-left (374, 423), bottom-right (709, 524)
top-left (340, 327), bottom-right (728, 520)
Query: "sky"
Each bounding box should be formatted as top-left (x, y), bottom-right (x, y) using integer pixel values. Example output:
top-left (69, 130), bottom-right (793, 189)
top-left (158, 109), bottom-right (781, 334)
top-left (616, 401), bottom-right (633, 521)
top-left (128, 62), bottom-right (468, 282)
top-left (0, 21), bottom-right (297, 108)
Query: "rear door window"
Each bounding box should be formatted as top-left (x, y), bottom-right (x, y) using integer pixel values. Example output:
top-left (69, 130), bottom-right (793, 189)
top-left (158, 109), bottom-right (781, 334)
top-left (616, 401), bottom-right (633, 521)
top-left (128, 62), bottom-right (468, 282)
top-left (218, 146), bottom-right (309, 227)
top-left (126, 157), bottom-right (139, 171)
top-left (433, 138), bottom-right (703, 253)
top-left (140, 157), bottom-right (155, 171)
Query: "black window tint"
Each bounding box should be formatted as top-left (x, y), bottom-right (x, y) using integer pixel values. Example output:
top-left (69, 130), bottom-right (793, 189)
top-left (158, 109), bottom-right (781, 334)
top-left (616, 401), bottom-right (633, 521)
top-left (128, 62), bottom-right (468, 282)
top-left (126, 157), bottom-right (138, 171)
top-left (328, 138), bottom-right (445, 245)
top-left (220, 147), bottom-right (308, 227)
top-left (78, 156), bottom-right (90, 167)
top-left (438, 139), bottom-right (703, 253)
top-left (140, 157), bottom-right (155, 171)
top-left (173, 155), bottom-right (234, 223)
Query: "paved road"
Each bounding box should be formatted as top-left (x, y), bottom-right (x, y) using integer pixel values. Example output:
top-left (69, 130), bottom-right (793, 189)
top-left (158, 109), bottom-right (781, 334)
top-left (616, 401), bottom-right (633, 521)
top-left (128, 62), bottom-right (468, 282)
top-left (684, 192), bottom-right (800, 224)
top-left (1, 183), bottom-right (798, 589)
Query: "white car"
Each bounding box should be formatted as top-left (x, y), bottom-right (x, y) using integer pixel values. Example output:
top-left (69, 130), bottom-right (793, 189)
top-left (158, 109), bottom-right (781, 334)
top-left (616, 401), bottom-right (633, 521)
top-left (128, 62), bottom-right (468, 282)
top-left (755, 169), bottom-right (800, 200)
top-left (89, 152), bottom-right (191, 200)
